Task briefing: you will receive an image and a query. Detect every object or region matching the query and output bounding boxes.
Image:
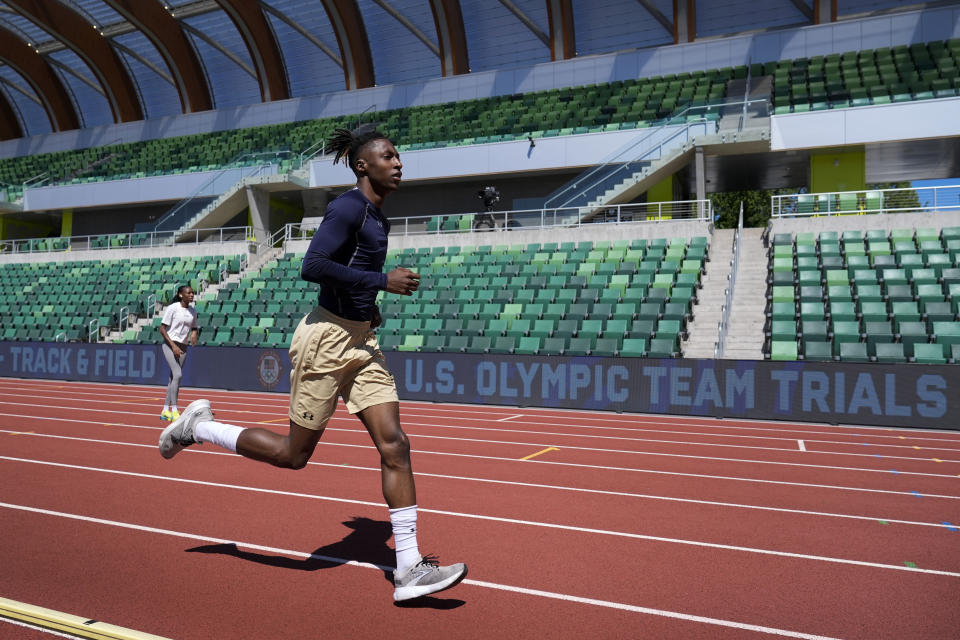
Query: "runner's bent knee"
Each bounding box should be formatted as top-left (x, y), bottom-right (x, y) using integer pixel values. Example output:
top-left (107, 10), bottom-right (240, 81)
top-left (378, 430), bottom-right (410, 468)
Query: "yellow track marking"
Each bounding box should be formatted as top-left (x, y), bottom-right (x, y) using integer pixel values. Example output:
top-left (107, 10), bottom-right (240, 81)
top-left (520, 446), bottom-right (560, 461)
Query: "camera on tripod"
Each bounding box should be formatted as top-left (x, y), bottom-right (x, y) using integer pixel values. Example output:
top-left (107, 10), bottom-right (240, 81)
top-left (477, 186), bottom-right (500, 210)
top-left (474, 186), bottom-right (500, 230)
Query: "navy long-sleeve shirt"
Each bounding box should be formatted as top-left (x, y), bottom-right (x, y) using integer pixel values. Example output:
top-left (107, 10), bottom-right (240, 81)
top-left (301, 189), bottom-right (390, 321)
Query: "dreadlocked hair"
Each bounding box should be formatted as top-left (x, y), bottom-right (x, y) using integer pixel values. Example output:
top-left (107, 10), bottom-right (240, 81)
top-left (328, 123), bottom-right (389, 176)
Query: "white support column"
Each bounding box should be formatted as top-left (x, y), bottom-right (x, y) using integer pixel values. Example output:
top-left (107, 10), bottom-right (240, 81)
top-left (695, 147), bottom-right (706, 203)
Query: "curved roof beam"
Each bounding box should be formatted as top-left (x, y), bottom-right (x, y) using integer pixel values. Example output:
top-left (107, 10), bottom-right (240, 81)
top-left (320, 0), bottom-right (375, 90)
top-left (372, 0), bottom-right (439, 57)
top-left (260, 2), bottom-right (343, 68)
top-left (497, 0), bottom-right (550, 47)
top-left (0, 25), bottom-right (80, 131)
top-left (215, 0), bottom-right (289, 102)
top-left (0, 85), bottom-right (24, 140)
top-left (5, 0), bottom-right (143, 123)
top-left (545, 0), bottom-right (575, 61)
top-left (102, 0), bottom-right (213, 113)
top-left (429, 0), bottom-right (469, 76)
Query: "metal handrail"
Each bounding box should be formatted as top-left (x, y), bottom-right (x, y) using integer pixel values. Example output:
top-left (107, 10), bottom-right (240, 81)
top-left (22, 172), bottom-right (49, 188)
top-left (118, 306), bottom-right (130, 335)
top-left (0, 225), bottom-right (252, 255)
top-left (88, 319), bottom-right (100, 343)
top-left (152, 151), bottom-right (286, 232)
top-left (771, 183), bottom-right (960, 218)
top-left (543, 98), bottom-right (768, 210)
top-left (714, 202), bottom-right (744, 359)
top-left (299, 140), bottom-right (325, 168)
top-left (280, 201), bottom-right (711, 241)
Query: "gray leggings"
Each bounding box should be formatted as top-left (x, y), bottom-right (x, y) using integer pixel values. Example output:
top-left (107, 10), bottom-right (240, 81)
top-left (161, 342), bottom-right (188, 406)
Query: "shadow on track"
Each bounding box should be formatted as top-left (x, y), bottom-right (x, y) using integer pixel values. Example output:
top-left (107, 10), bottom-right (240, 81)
top-left (185, 516), bottom-right (465, 610)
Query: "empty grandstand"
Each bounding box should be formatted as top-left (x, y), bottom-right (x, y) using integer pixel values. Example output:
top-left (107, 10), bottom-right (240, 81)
top-left (3, 3), bottom-right (960, 639)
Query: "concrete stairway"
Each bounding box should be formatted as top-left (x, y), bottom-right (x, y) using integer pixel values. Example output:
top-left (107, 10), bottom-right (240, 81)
top-left (682, 228), bottom-right (734, 358)
top-left (719, 227), bottom-right (769, 359)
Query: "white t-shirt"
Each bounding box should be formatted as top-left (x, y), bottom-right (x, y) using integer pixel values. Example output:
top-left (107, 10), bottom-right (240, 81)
top-left (161, 303), bottom-right (199, 344)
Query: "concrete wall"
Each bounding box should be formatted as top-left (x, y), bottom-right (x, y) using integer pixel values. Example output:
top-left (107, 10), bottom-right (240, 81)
top-left (23, 166), bottom-right (277, 211)
top-left (770, 97), bottom-right (960, 151)
top-left (310, 123), bottom-right (703, 188)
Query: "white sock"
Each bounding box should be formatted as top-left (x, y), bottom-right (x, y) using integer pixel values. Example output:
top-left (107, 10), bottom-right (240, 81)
top-left (389, 505), bottom-right (420, 573)
top-left (194, 420), bottom-right (244, 453)
top-left (162, 405), bottom-right (170, 412)
top-left (172, 405), bottom-right (178, 412)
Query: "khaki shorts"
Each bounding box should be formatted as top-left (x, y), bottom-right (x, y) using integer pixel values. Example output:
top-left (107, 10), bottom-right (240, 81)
top-left (288, 306), bottom-right (398, 430)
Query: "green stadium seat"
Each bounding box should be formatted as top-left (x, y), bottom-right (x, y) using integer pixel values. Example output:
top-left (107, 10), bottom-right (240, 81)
top-left (913, 342), bottom-right (947, 364)
top-left (874, 342), bottom-right (906, 363)
top-left (802, 341), bottom-right (833, 361)
top-left (838, 342), bottom-right (869, 362)
top-left (646, 338), bottom-right (677, 358)
top-left (770, 341), bottom-right (798, 361)
top-left (514, 337), bottom-right (541, 355)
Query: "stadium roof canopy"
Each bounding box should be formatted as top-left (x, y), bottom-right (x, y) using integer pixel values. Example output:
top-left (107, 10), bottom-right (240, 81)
top-left (0, 0), bottom-right (916, 140)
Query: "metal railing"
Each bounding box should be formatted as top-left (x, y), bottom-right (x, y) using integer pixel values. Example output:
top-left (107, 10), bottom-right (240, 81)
top-left (771, 184), bottom-right (960, 218)
top-left (543, 99), bottom-right (768, 211)
top-left (118, 306), bottom-right (130, 335)
top-left (23, 172), bottom-right (49, 189)
top-left (282, 200), bottom-right (711, 243)
top-left (299, 140), bottom-right (325, 169)
top-left (715, 203), bottom-right (744, 359)
top-left (151, 152), bottom-right (285, 233)
top-left (0, 225), bottom-right (252, 255)
top-left (87, 319), bottom-right (100, 343)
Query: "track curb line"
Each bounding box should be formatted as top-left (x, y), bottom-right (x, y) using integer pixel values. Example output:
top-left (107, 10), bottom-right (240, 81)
top-left (0, 597), bottom-right (171, 640)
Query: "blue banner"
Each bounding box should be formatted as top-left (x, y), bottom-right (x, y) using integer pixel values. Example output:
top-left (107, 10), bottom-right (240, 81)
top-left (0, 342), bottom-right (167, 385)
top-left (382, 352), bottom-right (956, 430)
top-left (181, 346), bottom-right (291, 393)
top-left (0, 341), bottom-right (956, 429)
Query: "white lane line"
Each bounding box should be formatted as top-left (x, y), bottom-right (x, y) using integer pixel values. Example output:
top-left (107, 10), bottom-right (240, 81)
top-left (4, 429), bottom-right (960, 523)
top-left (4, 384), bottom-right (960, 460)
top-left (0, 617), bottom-right (77, 638)
top-left (8, 398), bottom-right (960, 469)
top-left (5, 427), bottom-right (960, 501)
top-left (7, 387), bottom-right (960, 456)
top-left (3, 455), bottom-right (959, 578)
top-left (0, 501), bottom-right (844, 640)
top-left (799, 440), bottom-right (807, 452)
top-left (5, 379), bottom-right (960, 442)
top-left (2, 409), bottom-right (957, 480)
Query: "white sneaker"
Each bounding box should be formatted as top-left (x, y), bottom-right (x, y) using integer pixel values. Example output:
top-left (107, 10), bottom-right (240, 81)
top-left (158, 399), bottom-right (212, 459)
top-left (393, 555), bottom-right (467, 601)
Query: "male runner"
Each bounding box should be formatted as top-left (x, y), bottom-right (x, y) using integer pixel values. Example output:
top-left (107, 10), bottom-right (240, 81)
top-left (159, 125), bottom-right (467, 602)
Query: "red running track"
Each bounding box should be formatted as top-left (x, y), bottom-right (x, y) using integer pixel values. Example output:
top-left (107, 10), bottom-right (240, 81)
top-left (1, 377), bottom-right (959, 639)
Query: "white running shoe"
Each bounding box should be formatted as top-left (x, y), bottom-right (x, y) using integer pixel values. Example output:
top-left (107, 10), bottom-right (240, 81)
top-left (393, 555), bottom-right (467, 601)
top-left (158, 399), bottom-right (212, 459)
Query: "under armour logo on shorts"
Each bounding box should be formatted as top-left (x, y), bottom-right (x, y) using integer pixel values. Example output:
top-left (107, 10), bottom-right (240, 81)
top-left (302, 410), bottom-right (314, 421)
